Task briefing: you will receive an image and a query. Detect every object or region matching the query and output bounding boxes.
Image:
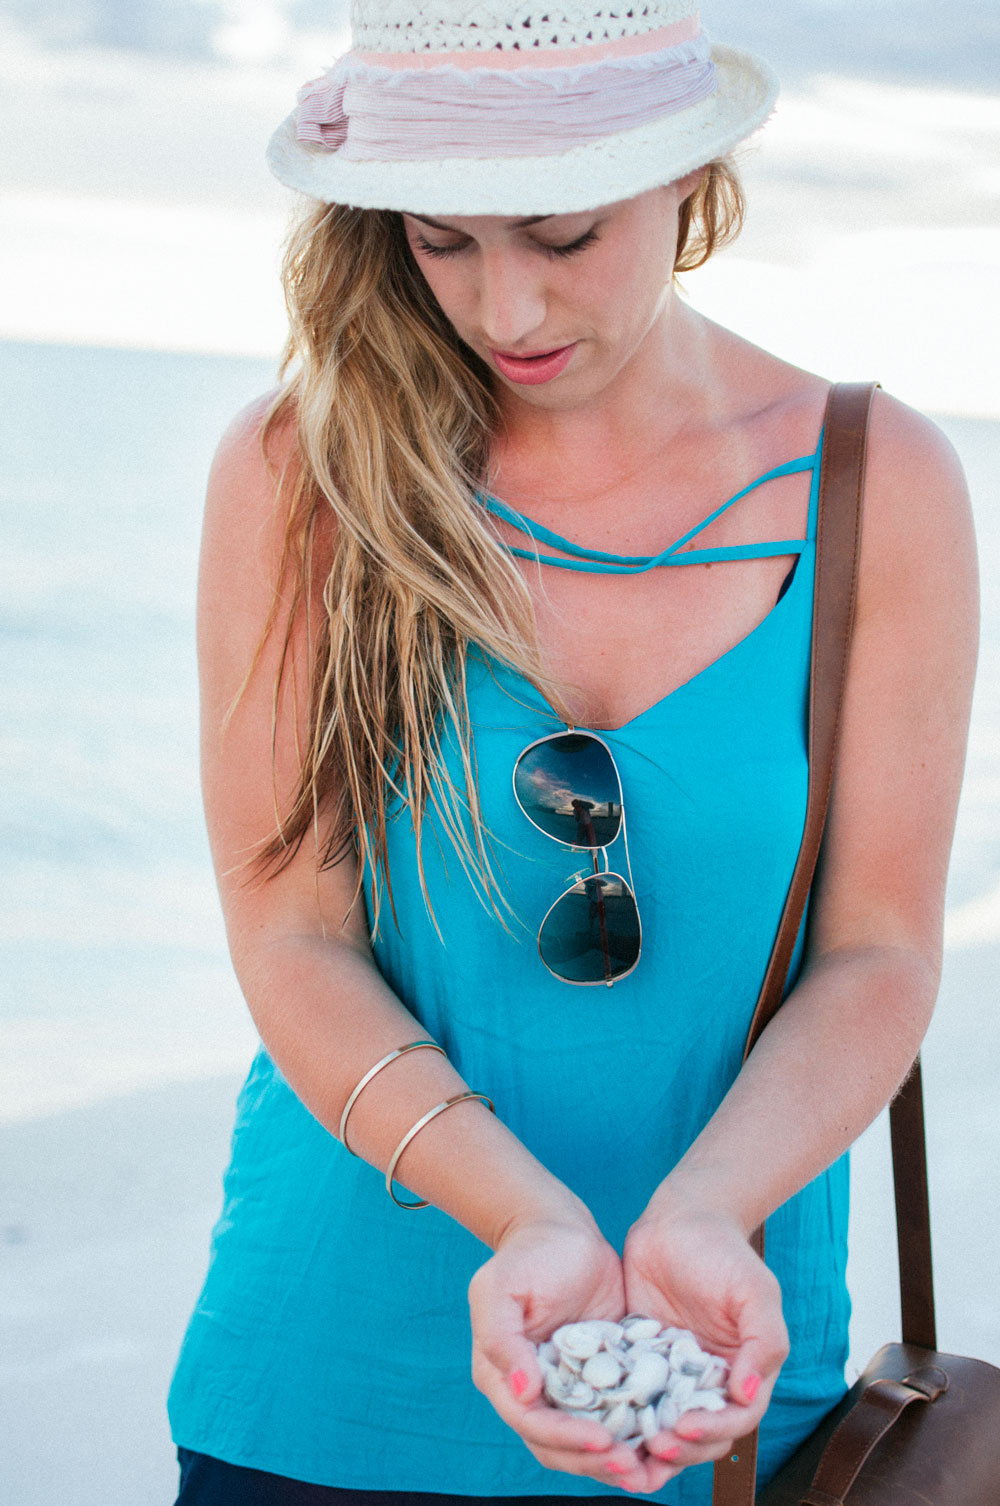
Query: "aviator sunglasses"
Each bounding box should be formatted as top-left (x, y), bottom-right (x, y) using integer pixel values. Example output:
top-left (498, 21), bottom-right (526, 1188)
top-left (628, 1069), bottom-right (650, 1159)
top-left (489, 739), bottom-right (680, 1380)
top-left (512, 731), bottom-right (642, 986)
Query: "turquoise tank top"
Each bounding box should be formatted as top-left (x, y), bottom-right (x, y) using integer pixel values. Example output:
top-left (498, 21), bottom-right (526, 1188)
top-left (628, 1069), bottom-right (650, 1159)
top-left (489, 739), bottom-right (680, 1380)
top-left (168, 433), bottom-right (851, 1502)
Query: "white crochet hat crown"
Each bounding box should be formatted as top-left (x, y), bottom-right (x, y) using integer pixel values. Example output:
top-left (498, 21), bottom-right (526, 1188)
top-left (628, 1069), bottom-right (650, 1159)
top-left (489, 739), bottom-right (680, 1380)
top-left (267, 2), bottom-right (778, 215)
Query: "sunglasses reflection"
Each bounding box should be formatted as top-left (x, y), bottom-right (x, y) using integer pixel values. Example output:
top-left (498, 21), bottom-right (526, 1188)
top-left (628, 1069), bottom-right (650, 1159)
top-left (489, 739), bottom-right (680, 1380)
top-left (542, 869), bottom-right (639, 985)
top-left (514, 735), bottom-right (623, 849)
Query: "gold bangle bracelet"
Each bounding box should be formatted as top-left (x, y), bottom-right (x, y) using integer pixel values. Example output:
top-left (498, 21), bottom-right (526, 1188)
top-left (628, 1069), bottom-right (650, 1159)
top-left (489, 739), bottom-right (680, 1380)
top-left (337, 1040), bottom-right (447, 1155)
top-left (386, 1090), bottom-right (497, 1210)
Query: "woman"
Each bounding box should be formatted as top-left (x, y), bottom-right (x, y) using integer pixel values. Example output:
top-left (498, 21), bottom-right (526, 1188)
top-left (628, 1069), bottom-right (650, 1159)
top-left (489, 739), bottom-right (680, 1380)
top-left (167, 3), bottom-right (978, 1502)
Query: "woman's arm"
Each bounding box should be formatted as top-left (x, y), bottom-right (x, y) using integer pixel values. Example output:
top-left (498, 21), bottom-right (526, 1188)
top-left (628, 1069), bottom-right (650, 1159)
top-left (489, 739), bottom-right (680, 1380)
top-left (198, 395), bottom-right (654, 1488)
top-left (621, 389), bottom-right (979, 1471)
top-left (199, 393), bottom-right (584, 1243)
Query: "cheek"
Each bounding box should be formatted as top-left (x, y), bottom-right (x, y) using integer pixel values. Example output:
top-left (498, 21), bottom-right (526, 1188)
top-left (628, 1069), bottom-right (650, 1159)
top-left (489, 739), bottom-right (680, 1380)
top-left (585, 249), bottom-right (667, 341)
top-left (409, 255), bottom-right (469, 330)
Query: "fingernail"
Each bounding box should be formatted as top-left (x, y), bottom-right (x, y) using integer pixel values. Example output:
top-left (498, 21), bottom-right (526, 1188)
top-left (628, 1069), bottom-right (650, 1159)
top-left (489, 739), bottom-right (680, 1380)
top-left (658, 1445), bottom-right (680, 1463)
top-left (605, 1460), bottom-right (627, 1474)
top-left (743, 1372), bottom-right (761, 1403)
top-left (585, 1441), bottom-right (607, 1453)
top-left (677, 1426), bottom-right (703, 1441)
top-left (509, 1369), bottom-right (528, 1400)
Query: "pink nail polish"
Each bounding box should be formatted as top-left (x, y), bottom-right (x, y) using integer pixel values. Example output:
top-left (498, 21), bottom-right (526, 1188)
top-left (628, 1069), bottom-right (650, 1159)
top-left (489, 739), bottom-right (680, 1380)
top-left (743, 1372), bottom-right (761, 1403)
top-left (509, 1369), bottom-right (528, 1399)
top-left (585, 1441), bottom-right (606, 1453)
top-left (605, 1460), bottom-right (627, 1474)
top-left (677, 1426), bottom-right (703, 1442)
top-left (659, 1445), bottom-right (680, 1463)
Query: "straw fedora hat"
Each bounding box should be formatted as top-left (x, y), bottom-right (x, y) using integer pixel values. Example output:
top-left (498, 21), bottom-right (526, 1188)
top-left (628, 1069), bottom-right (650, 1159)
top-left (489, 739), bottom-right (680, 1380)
top-left (267, 2), bottom-right (778, 215)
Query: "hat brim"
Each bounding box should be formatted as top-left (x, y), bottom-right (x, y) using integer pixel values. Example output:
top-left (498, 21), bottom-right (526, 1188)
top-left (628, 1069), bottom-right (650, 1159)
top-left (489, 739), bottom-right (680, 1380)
top-left (266, 44), bottom-right (778, 216)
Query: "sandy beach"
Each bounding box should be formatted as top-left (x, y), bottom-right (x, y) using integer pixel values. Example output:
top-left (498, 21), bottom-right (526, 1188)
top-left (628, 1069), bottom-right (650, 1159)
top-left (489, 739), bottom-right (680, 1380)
top-left (2, 7), bottom-right (999, 1502)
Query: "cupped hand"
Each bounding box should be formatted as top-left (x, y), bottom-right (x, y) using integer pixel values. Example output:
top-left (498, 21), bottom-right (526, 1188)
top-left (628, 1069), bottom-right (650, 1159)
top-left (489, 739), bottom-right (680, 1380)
top-left (469, 1214), bottom-right (682, 1493)
top-left (621, 1202), bottom-right (789, 1475)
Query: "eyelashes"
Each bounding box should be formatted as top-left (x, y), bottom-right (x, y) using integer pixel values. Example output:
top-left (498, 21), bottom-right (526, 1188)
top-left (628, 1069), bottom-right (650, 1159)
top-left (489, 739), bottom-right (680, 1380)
top-left (413, 236), bottom-right (462, 259)
top-left (547, 228), bottom-right (600, 259)
top-left (413, 227), bottom-right (600, 261)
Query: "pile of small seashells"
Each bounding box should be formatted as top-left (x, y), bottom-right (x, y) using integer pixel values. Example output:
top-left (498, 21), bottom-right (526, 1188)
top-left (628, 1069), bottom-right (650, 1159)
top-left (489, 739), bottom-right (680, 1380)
top-left (534, 1316), bottom-right (730, 1452)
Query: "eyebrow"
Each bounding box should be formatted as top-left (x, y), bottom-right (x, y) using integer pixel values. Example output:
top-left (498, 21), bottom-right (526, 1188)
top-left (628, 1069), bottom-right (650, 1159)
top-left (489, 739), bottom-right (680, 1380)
top-left (408, 213), bottom-right (554, 231)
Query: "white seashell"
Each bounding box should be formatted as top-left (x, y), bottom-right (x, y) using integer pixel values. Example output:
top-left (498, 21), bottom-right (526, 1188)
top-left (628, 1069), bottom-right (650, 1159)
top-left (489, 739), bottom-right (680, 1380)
top-left (535, 1315), bottom-right (730, 1448)
top-left (604, 1341), bottom-right (631, 1367)
top-left (685, 1390), bottom-right (727, 1413)
top-left (699, 1357), bottom-right (729, 1391)
top-left (595, 1383), bottom-right (636, 1406)
top-left (621, 1349), bottom-right (670, 1406)
top-left (552, 1322), bottom-right (606, 1362)
top-left (621, 1316), bottom-right (662, 1342)
top-left (667, 1334), bottom-right (706, 1373)
top-left (637, 1404), bottom-right (659, 1441)
top-left (624, 1338), bottom-right (660, 1360)
top-left (656, 1394), bottom-right (681, 1431)
top-left (647, 1337), bottom-right (680, 1361)
top-left (581, 1351), bottom-right (624, 1390)
top-left (543, 1371), bottom-right (598, 1410)
top-left (592, 1320), bottom-right (626, 1345)
top-left (563, 1380), bottom-right (602, 1411)
top-left (604, 1401), bottom-right (638, 1440)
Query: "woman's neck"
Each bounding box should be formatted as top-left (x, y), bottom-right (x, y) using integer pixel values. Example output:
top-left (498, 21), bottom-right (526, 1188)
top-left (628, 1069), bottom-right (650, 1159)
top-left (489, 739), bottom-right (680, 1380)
top-left (488, 296), bottom-right (721, 504)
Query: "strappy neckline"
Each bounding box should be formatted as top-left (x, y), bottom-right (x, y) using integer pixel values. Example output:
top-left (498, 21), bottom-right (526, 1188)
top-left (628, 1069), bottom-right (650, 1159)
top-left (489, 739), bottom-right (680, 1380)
top-left (477, 434), bottom-right (824, 733)
top-left (479, 443), bottom-right (821, 575)
top-left (486, 555), bottom-right (805, 733)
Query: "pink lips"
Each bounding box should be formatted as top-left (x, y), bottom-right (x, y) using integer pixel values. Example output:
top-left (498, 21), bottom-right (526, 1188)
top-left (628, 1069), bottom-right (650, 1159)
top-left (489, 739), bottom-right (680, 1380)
top-left (489, 343), bottom-right (577, 385)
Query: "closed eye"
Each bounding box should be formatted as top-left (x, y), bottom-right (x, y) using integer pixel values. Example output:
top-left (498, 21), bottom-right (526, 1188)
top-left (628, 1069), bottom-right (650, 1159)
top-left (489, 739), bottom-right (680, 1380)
top-left (412, 227), bottom-right (601, 260)
top-left (412, 234), bottom-right (466, 260)
top-left (542, 227), bottom-right (600, 259)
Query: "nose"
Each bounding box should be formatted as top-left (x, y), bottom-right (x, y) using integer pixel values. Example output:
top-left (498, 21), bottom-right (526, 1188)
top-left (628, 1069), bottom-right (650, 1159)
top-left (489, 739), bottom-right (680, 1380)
top-left (475, 247), bottom-right (548, 351)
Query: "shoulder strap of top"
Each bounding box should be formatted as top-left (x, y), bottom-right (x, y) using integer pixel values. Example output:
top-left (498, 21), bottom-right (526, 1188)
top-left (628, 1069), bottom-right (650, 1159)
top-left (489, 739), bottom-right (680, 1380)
top-left (479, 452), bottom-right (820, 575)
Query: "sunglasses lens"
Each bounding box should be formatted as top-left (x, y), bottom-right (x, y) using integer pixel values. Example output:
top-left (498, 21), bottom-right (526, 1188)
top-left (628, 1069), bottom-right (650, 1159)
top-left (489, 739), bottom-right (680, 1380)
top-left (514, 733), bottom-right (623, 849)
top-left (539, 873), bottom-right (641, 984)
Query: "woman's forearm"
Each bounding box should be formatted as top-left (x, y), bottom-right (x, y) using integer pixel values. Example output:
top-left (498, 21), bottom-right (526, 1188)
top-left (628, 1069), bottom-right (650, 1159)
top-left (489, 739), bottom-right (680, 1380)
top-left (643, 943), bottom-right (939, 1235)
top-left (233, 929), bottom-right (591, 1250)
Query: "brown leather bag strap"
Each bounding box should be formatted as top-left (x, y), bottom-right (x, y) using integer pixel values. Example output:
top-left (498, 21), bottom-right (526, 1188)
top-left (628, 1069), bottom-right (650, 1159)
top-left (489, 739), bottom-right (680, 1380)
top-left (800, 1365), bottom-right (947, 1505)
top-left (890, 1058), bottom-right (937, 1349)
top-left (712, 1426), bottom-right (758, 1506)
top-left (711, 381), bottom-right (878, 1506)
top-left (741, 380), bottom-right (876, 1060)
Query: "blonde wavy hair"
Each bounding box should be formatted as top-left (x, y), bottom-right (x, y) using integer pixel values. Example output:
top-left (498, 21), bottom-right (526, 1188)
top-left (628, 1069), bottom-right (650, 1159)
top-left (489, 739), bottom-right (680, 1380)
top-left (253, 158), bottom-right (745, 926)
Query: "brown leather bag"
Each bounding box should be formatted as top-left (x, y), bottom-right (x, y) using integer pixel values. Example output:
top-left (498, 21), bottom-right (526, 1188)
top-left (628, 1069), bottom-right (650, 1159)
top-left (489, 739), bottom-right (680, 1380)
top-left (710, 383), bottom-right (1000, 1506)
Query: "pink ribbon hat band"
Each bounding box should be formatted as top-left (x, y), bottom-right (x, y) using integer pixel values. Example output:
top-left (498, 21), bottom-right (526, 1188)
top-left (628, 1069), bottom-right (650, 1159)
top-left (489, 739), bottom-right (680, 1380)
top-left (296, 26), bottom-right (717, 162)
top-left (266, 3), bottom-right (779, 215)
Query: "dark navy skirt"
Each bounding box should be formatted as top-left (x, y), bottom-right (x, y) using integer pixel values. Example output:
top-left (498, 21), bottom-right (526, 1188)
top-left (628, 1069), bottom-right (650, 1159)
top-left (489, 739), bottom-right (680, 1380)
top-left (175, 1449), bottom-right (617, 1505)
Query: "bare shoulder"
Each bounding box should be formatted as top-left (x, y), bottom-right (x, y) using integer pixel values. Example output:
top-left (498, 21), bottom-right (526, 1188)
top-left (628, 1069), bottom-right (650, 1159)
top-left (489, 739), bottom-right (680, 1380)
top-left (197, 387), bottom-right (310, 700)
top-left (204, 386), bottom-right (300, 545)
top-left (738, 344), bottom-right (980, 613)
top-left (717, 331), bottom-right (974, 563)
top-left (865, 388), bottom-right (973, 532)
top-left (197, 385), bottom-right (320, 638)
top-left (856, 388), bottom-right (977, 621)
top-left (804, 386), bottom-right (979, 968)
